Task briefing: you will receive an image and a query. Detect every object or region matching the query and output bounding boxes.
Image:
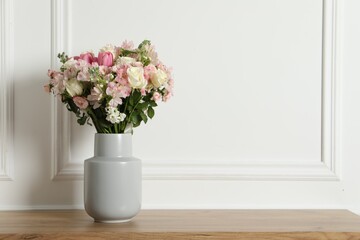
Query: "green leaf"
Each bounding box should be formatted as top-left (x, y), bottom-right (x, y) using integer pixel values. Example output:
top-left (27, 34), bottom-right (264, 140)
top-left (86, 117), bottom-right (93, 126)
top-left (120, 49), bottom-right (138, 56)
top-left (67, 100), bottom-right (79, 114)
top-left (77, 116), bottom-right (87, 125)
top-left (131, 113), bottom-right (142, 126)
top-left (140, 112), bottom-right (148, 123)
top-left (147, 106), bottom-right (155, 119)
top-left (57, 52), bottom-right (68, 64)
top-left (137, 102), bottom-right (148, 110)
top-left (138, 40), bottom-right (151, 49)
top-left (133, 121), bottom-right (141, 128)
top-left (129, 96), bottom-right (134, 106)
top-left (149, 100), bottom-right (158, 107)
top-left (98, 119), bottom-right (111, 129)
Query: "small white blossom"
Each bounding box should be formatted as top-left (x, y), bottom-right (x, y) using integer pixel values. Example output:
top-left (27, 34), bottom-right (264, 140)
top-left (119, 113), bottom-right (126, 121)
top-left (105, 107), bottom-right (126, 124)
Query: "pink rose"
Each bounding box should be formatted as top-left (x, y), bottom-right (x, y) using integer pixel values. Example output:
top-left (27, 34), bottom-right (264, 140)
top-left (98, 52), bottom-right (113, 67)
top-left (73, 96), bottom-right (89, 110)
top-left (79, 52), bottom-right (95, 64)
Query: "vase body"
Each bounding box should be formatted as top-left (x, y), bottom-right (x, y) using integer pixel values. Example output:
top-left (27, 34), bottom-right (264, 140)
top-left (84, 133), bottom-right (141, 223)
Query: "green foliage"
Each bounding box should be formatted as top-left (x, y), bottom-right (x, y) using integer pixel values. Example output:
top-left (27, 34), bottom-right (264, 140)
top-left (57, 52), bottom-right (68, 64)
top-left (138, 40), bottom-right (151, 49)
top-left (58, 52), bottom-right (68, 72)
top-left (65, 99), bottom-right (91, 126)
top-left (117, 89), bottom-right (158, 133)
top-left (147, 106), bottom-right (155, 119)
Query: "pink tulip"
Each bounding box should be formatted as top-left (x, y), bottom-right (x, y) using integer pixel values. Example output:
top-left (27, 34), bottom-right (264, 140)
top-left (79, 52), bottom-right (95, 64)
top-left (98, 52), bottom-right (113, 67)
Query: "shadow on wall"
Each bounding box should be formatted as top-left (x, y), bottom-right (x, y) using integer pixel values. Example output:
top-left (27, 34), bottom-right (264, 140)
top-left (13, 72), bottom-right (83, 209)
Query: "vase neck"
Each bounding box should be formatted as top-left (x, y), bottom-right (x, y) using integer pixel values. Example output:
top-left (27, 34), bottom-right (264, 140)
top-left (94, 134), bottom-right (132, 157)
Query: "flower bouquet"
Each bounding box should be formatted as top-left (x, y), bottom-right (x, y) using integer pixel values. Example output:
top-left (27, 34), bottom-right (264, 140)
top-left (44, 40), bottom-right (173, 133)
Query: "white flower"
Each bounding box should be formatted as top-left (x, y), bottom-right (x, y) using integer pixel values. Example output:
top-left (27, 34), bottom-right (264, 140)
top-left (65, 78), bottom-right (83, 97)
top-left (127, 67), bottom-right (147, 89)
top-left (117, 57), bottom-right (136, 65)
top-left (105, 107), bottom-right (126, 124)
top-left (64, 58), bottom-right (77, 69)
top-left (150, 68), bottom-right (168, 88)
top-left (119, 113), bottom-right (126, 121)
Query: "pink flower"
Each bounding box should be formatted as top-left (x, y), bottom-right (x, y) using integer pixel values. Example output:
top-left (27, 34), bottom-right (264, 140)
top-left (140, 88), bottom-right (147, 96)
top-left (106, 82), bottom-right (132, 107)
top-left (73, 96), bottom-right (89, 110)
top-left (77, 69), bottom-right (90, 81)
top-left (63, 68), bottom-right (77, 79)
top-left (79, 52), bottom-right (95, 64)
top-left (144, 64), bottom-right (156, 81)
top-left (43, 84), bottom-right (51, 93)
top-left (47, 69), bottom-right (55, 78)
top-left (152, 92), bottom-right (161, 101)
top-left (114, 65), bottom-right (130, 85)
top-left (120, 40), bottom-right (134, 50)
top-left (163, 92), bottom-right (172, 102)
top-left (50, 72), bottom-right (65, 95)
top-left (99, 66), bottom-right (110, 75)
top-left (98, 52), bottom-right (113, 67)
top-left (92, 58), bottom-right (98, 66)
top-left (87, 87), bottom-right (103, 109)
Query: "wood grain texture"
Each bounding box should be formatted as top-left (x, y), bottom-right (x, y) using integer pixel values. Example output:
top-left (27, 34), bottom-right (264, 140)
top-left (0, 210), bottom-right (360, 240)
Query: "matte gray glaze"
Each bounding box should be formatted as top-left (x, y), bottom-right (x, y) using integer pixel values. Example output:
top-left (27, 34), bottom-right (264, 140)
top-left (84, 133), bottom-right (141, 223)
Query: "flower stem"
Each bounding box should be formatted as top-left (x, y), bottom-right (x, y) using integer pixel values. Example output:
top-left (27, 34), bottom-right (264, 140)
top-left (120, 97), bottom-right (130, 133)
top-left (126, 95), bottom-right (143, 128)
top-left (87, 108), bottom-right (101, 133)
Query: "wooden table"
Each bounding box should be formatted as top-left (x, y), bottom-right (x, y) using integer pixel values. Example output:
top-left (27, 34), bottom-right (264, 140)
top-left (1, 210), bottom-right (360, 239)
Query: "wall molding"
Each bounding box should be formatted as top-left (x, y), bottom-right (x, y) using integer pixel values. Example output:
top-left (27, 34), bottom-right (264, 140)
top-left (51, 0), bottom-right (342, 181)
top-left (0, 0), bottom-right (14, 181)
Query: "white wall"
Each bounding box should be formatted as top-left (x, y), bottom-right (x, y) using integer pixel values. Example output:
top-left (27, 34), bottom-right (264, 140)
top-left (1, 0), bottom-right (360, 211)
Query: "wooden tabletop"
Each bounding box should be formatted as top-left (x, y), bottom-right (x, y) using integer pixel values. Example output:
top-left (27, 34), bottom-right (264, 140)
top-left (1, 210), bottom-right (360, 239)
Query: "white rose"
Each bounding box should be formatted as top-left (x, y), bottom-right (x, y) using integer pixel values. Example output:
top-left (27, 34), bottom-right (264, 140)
top-left (151, 68), bottom-right (168, 88)
top-left (117, 57), bottom-right (136, 65)
top-left (127, 67), bottom-right (147, 89)
top-left (65, 78), bottom-right (83, 97)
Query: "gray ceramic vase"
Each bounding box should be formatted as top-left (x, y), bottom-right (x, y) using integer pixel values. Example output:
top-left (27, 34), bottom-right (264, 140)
top-left (84, 133), bottom-right (142, 223)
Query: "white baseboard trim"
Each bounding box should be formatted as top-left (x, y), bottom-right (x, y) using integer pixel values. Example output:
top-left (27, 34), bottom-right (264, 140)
top-left (0, 205), bottom-right (84, 211)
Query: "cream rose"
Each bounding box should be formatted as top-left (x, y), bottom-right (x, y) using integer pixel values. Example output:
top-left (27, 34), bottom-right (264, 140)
top-left (127, 67), bottom-right (147, 89)
top-left (65, 78), bottom-right (83, 97)
top-left (117, 57), bottom-right (136, 65)
top-left (150, 68), bottom-right (168, 88)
